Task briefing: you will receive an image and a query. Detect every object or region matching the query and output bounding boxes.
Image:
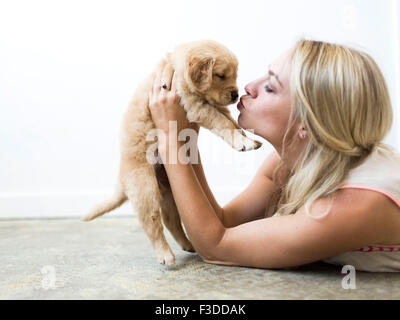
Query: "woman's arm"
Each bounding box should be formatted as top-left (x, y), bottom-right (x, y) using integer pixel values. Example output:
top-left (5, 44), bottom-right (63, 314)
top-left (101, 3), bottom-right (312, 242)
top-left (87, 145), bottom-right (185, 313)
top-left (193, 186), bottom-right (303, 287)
top-left (190, 147), bottom-right (225, 224)
top-left (148, 66), bottom-right (226, 259)
top-left (191, 144), bottom-right (281, 228)
top-left (159, 139), bottom-right (225, 260)
top-left (220, 150), bottom-right (281, 226)
top-left (207, 189), bottom-right (390, 269)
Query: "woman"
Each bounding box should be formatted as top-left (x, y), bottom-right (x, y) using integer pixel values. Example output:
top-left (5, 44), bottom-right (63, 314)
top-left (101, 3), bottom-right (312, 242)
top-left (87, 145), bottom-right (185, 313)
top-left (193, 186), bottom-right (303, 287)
top-left (148, 39), bottom-right (400, 272)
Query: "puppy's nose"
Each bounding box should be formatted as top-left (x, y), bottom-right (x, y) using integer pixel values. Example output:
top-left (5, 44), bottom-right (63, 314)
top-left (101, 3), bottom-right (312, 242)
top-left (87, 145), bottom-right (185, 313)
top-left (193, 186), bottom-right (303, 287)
top-left (231, 90), bottom-right (239, 101)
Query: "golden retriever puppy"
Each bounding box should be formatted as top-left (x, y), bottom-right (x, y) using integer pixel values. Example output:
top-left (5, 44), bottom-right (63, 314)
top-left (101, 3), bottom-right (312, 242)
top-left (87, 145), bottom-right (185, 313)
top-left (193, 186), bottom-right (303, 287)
top-left (82, 40), bottom-right (262, 265)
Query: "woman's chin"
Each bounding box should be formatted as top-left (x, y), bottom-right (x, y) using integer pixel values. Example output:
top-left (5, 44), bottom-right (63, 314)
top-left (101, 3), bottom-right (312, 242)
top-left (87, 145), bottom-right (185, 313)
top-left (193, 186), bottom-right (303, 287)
top-left (238, 118), bottom-right (259, 136)
top-left (238, 115), bottom-right (246, 129)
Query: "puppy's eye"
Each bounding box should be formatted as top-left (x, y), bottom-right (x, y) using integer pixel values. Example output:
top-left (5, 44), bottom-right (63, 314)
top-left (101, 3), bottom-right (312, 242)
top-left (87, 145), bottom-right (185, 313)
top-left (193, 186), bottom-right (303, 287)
top-left (216, 74), bottom-right (225, 80)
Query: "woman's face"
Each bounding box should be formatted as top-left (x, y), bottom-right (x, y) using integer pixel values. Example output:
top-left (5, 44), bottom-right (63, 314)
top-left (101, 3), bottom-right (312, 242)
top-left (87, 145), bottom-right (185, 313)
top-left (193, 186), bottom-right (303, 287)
top-left (238, 49), bottom-right (296, 152)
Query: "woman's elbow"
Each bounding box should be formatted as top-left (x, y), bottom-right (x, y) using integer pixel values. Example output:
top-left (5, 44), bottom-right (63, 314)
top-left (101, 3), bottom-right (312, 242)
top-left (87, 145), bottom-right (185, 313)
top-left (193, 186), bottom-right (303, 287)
top-left (201, 256), bottom-right (238, 266)
top-left (198, 245), bottom-right (237, 266)
top-left (197, 249), bottom-right (220, 264)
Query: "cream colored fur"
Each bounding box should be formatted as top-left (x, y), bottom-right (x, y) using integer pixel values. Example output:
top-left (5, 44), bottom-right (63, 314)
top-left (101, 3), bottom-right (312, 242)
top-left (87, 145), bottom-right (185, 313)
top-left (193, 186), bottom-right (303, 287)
top-left (82, 40), bottom-right (262, 265)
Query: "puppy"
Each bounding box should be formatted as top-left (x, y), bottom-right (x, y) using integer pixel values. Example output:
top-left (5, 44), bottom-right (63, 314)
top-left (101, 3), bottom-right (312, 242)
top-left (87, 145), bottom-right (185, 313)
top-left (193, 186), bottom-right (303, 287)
top-left (82, 40), bottom-right (262, 265)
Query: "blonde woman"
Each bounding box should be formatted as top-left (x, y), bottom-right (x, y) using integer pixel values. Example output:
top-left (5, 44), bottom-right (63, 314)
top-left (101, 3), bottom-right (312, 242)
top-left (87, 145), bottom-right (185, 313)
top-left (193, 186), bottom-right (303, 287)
top-left (148, 40), bottom-right (400, 272)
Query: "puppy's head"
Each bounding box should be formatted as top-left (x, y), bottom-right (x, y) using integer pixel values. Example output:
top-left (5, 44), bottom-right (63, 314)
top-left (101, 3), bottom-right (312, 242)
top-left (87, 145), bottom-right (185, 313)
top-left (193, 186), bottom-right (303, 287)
top-left (175, 40), bottom-right (239, 107)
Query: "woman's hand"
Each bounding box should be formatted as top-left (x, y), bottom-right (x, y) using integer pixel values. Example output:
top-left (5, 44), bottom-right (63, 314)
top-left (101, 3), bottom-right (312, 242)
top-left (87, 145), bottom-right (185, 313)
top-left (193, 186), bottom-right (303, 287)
top-left (148, 64), bottom-right (200, 142)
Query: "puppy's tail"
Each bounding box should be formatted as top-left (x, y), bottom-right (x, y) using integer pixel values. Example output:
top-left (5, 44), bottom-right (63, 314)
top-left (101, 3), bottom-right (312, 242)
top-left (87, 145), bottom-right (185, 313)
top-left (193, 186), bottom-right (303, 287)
top-left (81, 182), bottom-right (127, 222)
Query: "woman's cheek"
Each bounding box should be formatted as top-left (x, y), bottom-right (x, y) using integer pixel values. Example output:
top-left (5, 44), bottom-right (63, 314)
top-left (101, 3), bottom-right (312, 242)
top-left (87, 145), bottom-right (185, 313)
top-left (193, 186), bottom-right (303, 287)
top-left (252, 103), bottom-right (272, 121)
top-left (242, 105), bottom-right (267, 132)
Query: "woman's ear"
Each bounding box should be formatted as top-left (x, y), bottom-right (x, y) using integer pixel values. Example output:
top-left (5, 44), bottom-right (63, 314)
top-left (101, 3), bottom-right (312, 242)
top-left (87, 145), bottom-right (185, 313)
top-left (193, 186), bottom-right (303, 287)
top-left (186, 56), bottom-right (215, 92)
top-left (298, 126), bottom-right (308, 139)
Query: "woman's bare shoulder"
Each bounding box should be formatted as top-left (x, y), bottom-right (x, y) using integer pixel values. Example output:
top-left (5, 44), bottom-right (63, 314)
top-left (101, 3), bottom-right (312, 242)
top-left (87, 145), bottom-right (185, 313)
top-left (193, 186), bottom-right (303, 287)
top-left (332, 188), bottom-right (400, 245)
top-left (310, 188), bottom-right (389, 217)
top-left (302, 187), bottom-right (399, 245)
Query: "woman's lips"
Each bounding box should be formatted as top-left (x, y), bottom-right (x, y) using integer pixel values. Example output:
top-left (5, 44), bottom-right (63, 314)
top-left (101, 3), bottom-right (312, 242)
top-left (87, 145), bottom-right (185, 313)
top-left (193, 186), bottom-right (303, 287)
top-left (237, 100), bottom-right (245, 110)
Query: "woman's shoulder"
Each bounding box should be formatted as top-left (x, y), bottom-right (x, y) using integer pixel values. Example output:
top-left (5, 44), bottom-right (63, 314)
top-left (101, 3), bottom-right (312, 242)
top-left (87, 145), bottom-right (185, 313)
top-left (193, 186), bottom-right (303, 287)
top-left (339, 143), bottom-right (400, 208)
top-left (331, 186), bottom-right (399, 218)
top-left (309, 187), bottom-right (378, 217)
top-left (327, 187), bottom-right (400, 245)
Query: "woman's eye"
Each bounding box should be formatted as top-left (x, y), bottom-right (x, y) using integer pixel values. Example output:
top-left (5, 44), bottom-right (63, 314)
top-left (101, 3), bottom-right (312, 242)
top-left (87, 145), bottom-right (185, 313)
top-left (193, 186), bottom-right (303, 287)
top-left (216, 74), bottom-right (225, 79)
top-left (264, 85), bottom-right (274, 93)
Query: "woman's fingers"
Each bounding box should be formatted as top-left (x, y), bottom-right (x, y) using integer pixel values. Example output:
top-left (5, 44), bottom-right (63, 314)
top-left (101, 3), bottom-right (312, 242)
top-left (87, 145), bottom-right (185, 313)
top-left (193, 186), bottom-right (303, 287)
top-left (161, 63), bottom-right (174, 90)
top-left (152, 71), bottom-right (162, 96)
top-left (171, 71), bottom-right (177, 92)
top-left (149, 60), bottom-right (179, 112)
top-left (152, 59), bottom-right (167, 96)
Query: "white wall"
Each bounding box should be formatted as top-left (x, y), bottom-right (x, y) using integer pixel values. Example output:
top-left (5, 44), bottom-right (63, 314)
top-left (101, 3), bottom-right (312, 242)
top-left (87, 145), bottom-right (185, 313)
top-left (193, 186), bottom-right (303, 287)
top-left (0, 0), bottom-right (399, 219)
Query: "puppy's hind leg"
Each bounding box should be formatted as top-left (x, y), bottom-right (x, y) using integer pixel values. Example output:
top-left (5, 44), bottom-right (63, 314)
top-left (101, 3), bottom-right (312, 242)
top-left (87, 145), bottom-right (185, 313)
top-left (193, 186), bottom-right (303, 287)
top-left (160, 190), bottom-right (195, 253)
top-left (124, 164), bottom-right (175, 266)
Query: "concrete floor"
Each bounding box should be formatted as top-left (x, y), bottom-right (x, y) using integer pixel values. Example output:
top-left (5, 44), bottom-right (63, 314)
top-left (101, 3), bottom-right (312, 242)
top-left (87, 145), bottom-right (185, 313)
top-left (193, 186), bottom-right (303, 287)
top-left (1, 216), bottom-right (400, 300)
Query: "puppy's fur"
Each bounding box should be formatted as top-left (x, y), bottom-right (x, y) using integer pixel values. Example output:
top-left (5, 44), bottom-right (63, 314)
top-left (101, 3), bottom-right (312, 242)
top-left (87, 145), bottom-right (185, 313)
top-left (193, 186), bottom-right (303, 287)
top-left (82, 40), bottom-right (262, 265)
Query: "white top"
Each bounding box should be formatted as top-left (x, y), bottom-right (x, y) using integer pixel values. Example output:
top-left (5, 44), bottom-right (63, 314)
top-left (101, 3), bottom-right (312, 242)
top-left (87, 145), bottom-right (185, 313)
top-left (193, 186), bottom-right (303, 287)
top-left (322, 144), bottom-right (400, 272)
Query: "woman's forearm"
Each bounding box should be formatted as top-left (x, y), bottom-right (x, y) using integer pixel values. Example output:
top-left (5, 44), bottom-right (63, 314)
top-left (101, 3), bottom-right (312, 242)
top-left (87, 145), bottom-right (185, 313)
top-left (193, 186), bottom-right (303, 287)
top-left (190, 147), bottom-right (225, 225)
top-left (159, 139), bottom-right (226, 260)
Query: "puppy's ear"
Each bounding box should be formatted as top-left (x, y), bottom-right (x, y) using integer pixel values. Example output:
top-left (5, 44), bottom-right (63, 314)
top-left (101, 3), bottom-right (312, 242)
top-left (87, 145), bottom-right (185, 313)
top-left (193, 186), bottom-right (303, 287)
top-left (187, 56), bottom-right (215, 92)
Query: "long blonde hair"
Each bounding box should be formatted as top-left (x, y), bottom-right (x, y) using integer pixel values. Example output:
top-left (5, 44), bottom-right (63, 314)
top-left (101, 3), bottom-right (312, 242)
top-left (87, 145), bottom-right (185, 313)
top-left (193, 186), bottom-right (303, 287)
top-left (265, 40), bottom-right (394, 219)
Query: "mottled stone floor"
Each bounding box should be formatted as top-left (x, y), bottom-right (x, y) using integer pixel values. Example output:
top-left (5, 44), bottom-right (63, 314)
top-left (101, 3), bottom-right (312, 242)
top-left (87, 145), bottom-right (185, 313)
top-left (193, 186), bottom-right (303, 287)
top-left (1, 217), bottom-right (399, 299)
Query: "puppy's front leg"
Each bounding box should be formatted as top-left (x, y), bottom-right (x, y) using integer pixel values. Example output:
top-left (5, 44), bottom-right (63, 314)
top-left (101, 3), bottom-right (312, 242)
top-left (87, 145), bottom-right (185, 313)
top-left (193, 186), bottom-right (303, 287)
top-left (186, 104), bottom-right (262, 152)
top-left (219, 108), bottom-right (243, 130)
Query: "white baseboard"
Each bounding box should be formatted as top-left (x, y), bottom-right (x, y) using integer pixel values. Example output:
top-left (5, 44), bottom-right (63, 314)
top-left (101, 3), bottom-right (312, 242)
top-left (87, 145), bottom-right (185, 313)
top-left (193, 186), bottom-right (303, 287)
top-left (0, 191), bottom-right (134, 220)
top-left (0, 187), bottom-right (241, 219)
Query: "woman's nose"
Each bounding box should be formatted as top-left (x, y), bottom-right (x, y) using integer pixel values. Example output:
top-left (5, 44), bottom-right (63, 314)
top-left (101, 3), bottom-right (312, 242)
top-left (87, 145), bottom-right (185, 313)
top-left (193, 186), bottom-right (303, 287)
top-left (245, 82), bottom-right (257, 98)
top-left (245, 85), bottom-right (251, 96)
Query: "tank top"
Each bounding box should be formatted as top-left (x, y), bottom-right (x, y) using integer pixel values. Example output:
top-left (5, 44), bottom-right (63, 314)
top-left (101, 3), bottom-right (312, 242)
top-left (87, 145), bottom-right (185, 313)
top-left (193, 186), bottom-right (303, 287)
top-left (322, 143), bottom-right (400, 272)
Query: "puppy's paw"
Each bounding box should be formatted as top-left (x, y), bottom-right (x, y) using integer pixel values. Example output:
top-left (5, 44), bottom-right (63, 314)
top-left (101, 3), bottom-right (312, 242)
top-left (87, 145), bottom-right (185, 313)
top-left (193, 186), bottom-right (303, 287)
top-left (234, 136), bottom-right (263, 152)
top-left (157, 251), bottom-right (176, 266)
top-left (253, 140), bottom-right (263, 150)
